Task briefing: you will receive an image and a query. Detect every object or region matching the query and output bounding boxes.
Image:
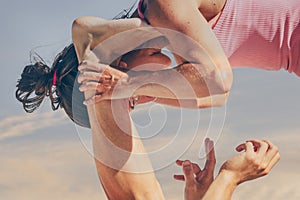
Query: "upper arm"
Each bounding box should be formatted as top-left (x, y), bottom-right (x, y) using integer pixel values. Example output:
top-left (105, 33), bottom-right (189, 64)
top-left (146, 0), bottom-right (232, 90)
top-left (72, 16), bottom-right (144, 63)
top-left (72, 17), bottom-right (142, 49)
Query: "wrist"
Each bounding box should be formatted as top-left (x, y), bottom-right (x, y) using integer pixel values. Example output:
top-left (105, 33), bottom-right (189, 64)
top-left (217, 170), bottom-right (239, 188)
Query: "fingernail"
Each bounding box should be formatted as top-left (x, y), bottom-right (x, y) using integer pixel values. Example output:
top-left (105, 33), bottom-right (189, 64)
top-left (183, 160), bottom-right (191, 167)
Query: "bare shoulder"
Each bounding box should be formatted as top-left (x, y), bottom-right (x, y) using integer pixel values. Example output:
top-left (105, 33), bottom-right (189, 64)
top-left (146, 0), bottom-right (225, 22)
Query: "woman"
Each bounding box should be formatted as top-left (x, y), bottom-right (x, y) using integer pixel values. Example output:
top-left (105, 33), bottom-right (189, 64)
top-left (74, 16), bottom-right (232, 108)
top-left (70, 14), bottom-right (280, 198)
top-left (135, 0), bottom-right (300, 74)
top-left (16, 17), bottom-right (280, 199)
top-left (16, 38), bottom-right (171, 200)
top-left (82, 0), bottom-right (300, 105)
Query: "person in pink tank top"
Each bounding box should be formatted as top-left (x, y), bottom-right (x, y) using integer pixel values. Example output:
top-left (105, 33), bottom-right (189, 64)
top-left (82, 0), bottom-right (300, 109)
top-left (136, 0), bottom-right (300, 76)
top-left (71, 15), bottom-right (280, 200)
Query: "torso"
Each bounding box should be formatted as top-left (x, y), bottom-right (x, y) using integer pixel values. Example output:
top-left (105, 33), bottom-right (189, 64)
top-left (141, 0), bottom-right (300, 76)
top-left (211, 0), bottom-right (300, 76)
top-left (197, 0), bottom-right (227, 21)
top-left (143, 0), bottom-right (226, 22)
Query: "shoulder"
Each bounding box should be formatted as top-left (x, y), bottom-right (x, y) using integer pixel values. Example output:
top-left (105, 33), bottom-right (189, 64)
top-left (146, 0), bottom-right (225, 22)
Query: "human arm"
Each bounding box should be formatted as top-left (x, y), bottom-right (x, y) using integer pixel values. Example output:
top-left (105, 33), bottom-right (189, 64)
top-left (72, 21), bottom-right (165, 200)
top-left (202, 140), bottom-right (280, 200)
top-left (144, 0), bottom-right (233, 93)
top-left (77, 61), bottom-right (230, 108)
top-left (174, 138), bottom-right (216, 200)
top-left (73, 14), bottom-right (232, 105)
top-left (90, 100), bottom-right (165, 200)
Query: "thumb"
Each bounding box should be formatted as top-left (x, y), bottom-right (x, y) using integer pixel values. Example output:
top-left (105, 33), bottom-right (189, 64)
top-left (182, 160), bottom-right (195, 187)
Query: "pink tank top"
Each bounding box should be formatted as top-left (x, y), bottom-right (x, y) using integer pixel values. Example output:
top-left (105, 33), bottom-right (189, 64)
top-left (138, 0), bottom-right (300, 76)
top-left (212, 0), bottom-right (300, 76)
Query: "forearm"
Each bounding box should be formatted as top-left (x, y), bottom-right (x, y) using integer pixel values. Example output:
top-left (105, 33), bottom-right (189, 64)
top-left (202, 171), bottom-right (237, 200)
top-left (73, 32), bottom-right (164, 200)
top-left (154, 92), bottom-right (229, 109)
top-left (146, 0), bottom-right (233, 96)
top-left (113, 62), bottom-right (228, 101)
top-left (89, 100), bottom-right (165, 200)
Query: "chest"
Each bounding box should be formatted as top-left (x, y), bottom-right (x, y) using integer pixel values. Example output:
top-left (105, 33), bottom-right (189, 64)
top-left (198, 0), bottom-right (227, 21)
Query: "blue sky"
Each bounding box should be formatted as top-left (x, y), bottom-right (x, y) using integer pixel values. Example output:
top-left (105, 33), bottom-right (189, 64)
top-left (0, 0), bottom-right (300, 199)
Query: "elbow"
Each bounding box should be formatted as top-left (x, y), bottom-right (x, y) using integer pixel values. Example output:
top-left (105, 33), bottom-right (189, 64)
top-left (72, 17), bottom-right (89, 38)
top-left (216, 91), bottom-right (230, 107)
top-left (220, 67), bottom-right (233, 93)
top-left (72, 17), bottom-right (86, 33)
top-left (71, 17), bottom-right (93, 60)
top-left (209, 66), bottom-right (233, 95)
top-left (72, 18), bottom-right (84, 42)
top-left (196, 92), bottom-right (230, 109)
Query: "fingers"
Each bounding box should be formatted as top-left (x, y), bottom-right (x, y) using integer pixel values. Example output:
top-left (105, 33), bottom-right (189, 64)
top-left (263, 140), bottom-right (279, 161)
top-left (260, 140), bottom-right (280, 174)
top-left (265, 151), bottom-right (280, 173)
top-left (173, 175), bottom-right (185, 181)
top-left (84, 94), bottom-right (103, 105)
top-left (78, 61), bottom-right (108, 72)
top-left (176, 160), bottom-right (201, 174)
top-left (78, 70), bottom-right (115, 84)
top-left (182, 160), bottom-right (196, 187)
top-left (203, 138), bottom-right (216, 172)
top-left (236, 143), bottom-right (246, 152)
top-left (247, 139), bottom-right (269, 156)
top-left (175, 160), bottom-right (202, 182)
top-left (176, 159), bottom-right (184, 166)
top-left (79, 81), bottom-right (111, 93)
top-left (240, 139), bottom-right (280, 177)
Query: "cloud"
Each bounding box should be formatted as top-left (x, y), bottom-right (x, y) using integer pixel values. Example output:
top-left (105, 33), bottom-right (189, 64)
top-left (0, 107), bottom-right (299, 199)
top-left (0, 110), bottom-right (69, 141)
top-left (0, 139), bottom-right (106, 200)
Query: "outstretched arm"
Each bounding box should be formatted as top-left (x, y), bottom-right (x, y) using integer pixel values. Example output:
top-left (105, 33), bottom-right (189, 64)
top-left (202, 140), bottom-right (280, 200)
top-left (72, 21), bottom-right (165, 199)
top-left (90, 100), bottom-right (165, 200)
top-left (177, 140), bottom-right (280, 200)
top-left (78, 61), bottom-right (229, 109)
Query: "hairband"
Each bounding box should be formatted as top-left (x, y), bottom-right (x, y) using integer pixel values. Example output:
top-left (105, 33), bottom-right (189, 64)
top-left (52, 70), bottom-right (57, 87)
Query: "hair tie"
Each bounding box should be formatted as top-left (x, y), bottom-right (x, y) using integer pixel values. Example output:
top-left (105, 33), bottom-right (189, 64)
top-left (52, 70), bottom-right (57, 87)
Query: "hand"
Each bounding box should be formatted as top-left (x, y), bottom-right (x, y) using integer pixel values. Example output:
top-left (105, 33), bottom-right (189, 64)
top-left (174, 138), bottom-right (216, 200)
top-left (77, 60), bottom-right (129, 104)
top-left (219, 140), bottom-right (280, 185)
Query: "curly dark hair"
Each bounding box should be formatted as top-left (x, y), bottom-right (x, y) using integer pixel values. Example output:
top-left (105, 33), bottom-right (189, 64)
top-left (16, 44), bottom-right (90, 128)
top-left (15, 6), bottom-right (142, 129)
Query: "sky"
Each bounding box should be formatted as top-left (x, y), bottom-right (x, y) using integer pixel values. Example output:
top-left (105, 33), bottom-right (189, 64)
top-left (0, 0), bottom-right (300, 199)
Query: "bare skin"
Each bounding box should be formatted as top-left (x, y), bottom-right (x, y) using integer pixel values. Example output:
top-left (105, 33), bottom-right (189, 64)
top-left (72, 16), bottom-right (279, 199)
top-left (73, 2), bottom-right (233, 106)
top-left (72, 18), bottom-right (166, 200)
top-left (176, 139), bottom-right (280, 200)
top-left (174, 138), bottom-right (216, 200)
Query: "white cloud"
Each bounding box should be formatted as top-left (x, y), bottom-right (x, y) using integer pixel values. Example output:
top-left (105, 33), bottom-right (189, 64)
top-left (0, 110), bottom-right (69, 141)
top-left (0, 105), bottom-right (299, 200)
top-left (0, 140), bottom-right (106, 200)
